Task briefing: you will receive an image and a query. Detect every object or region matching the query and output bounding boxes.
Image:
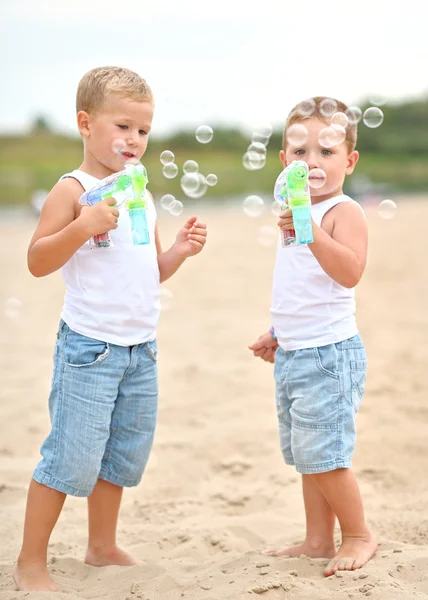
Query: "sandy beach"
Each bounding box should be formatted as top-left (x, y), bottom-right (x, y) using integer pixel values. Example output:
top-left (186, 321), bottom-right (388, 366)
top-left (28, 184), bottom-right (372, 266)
top-left (0, 198), bottom-right (427, 599)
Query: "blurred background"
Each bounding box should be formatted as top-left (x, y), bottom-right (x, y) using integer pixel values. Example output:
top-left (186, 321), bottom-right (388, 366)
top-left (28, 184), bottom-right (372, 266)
top-left (1, 0), bottom-right (428, 212)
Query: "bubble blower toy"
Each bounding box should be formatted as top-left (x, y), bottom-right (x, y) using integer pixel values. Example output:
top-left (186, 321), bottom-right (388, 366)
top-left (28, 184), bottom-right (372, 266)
top-left (273, 160), bottom-right (314, 247)
top-left (79, 163), bottom-right (150, 248)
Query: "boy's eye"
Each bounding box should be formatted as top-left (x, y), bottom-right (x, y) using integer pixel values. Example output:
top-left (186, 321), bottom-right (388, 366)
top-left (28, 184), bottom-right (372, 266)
top-left (295, 149), bottom-right (305, 155)
top-left (321, 149), bottom-right (332, 156)
top-left (139, 130), bottom-right (147, 136)
top-left (118, 124), bottom-right (128, 130)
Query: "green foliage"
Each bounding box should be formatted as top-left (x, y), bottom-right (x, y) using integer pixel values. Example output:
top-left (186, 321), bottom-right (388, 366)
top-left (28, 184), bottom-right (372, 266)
top-left (1, 98), bottom-right (427, 207)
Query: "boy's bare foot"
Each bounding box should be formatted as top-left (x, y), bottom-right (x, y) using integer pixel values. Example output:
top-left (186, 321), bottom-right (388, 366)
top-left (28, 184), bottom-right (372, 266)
top-left (85, 546), bottom-right (143, 567)
top-left (264, 538), bottom-right (336, 559)
top-left (12, 562), bottom-right (60, 592)
top-left (324, 532), bottom-right (378, 576)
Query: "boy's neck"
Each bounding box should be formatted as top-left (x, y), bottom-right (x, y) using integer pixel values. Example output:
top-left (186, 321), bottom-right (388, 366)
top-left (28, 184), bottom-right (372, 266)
top-left (79, 153), bottom-right (117, 180)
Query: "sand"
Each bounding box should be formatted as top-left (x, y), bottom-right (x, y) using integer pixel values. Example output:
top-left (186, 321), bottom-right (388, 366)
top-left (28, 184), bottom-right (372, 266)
top-left (0, 198), bottom-right (427, 599)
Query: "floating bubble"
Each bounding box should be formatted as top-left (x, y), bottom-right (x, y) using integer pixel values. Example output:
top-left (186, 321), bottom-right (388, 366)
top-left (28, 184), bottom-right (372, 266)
top-left (286, 123), bottom-right (309, 146)
top-left (112, 138), bottom-right (126, 155)
top-left (243, 195), bottom-right (264, 217)
top-left (124, 156), bottom-right (140, 166)
top-left (318, 125), bottom-right (346, 148)
top-left (169, 199), bottom-right (184, 216)
top-left (369, 94), bottom-right (387, 106)
top-left (308, 168), bottom-right (327, 189)
top-left (252, 132), bottom-right (270, 146)
top-left (162, 163), bottom-right (178, 179)
top-left (160, 194), bottom-right (176, 210)
top-left (183, 174), bottom-right (208, 199)
top-left (319, 98), bottom-right (338, 118)
top-left (378, 199), bottom-right (396, 219)
top-left (257, 225), bottom-right (278, 247)
top-left (183, 160), bottom-right (199, 174)
top-left (181, 173), bottom-right (200, 194)
top-left (345, 106), bottom-right (362, 125)
top-left (253, 123), bottom-right (273, 138)
top-left (296, 98), bottom-right (316, 117)
top-left (363, 107), bottom-right (384, 128)
top-left (206, 173), bottom-right (218, 186)
top-left (248, 141), bottom-right (267, 155)
top-left (271, 200), bottom-right (283, 216)
top-left (5, 297), bottom-right (23, 319)
top-left (160, 150), bottom-right (175, 165)
top-left (242, 152), bottom-right (266, 171)
top-left (331, 112), bottom-right (349, 128)
top-left (160, 288), bottom-right (174, 310)
top-left (195, 125), bottom-right (214, 144)
top-left (31, 189), bottom-right (48, 215)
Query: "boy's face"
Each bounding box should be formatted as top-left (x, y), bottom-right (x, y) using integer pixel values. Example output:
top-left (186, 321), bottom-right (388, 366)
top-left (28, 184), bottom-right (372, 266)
top-left (280, 118), bottom-right (359, 202)
top-left (79, 95), bottom-right (154, 174)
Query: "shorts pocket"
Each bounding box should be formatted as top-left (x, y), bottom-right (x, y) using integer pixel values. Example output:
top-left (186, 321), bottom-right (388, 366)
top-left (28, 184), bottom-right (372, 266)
top-left (145, 340), bottom-right (158, 363)
top-left (64, 329), bottom-right (110, 368)
top-left (350, 359), bottom-right (367, 411)
top-left (313, 344), bottom-right (339, 379)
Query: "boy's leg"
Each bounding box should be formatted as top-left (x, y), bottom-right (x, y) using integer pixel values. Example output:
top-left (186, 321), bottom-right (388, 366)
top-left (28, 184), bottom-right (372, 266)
top-left (85, 479), bottom-right (142, 566)
top-left (311, 468), bottom-right (377, 576)
top-left (265, 474), bottom-right (336, 558)
top-left (86, 340), bottom-right (158, 566)
top-left (13, 480), bottom-right (66, 592)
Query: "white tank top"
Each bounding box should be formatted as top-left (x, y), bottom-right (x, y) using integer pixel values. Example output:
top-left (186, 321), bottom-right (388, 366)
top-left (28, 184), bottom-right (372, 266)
top-left (270, 194), bottom-right (364, 351)
top-left (60, 169), bottom-right (160, 346)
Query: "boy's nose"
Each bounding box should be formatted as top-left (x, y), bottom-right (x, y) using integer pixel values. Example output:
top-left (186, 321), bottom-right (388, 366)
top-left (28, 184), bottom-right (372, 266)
top-left (127, 132), bottom-right (139, 146)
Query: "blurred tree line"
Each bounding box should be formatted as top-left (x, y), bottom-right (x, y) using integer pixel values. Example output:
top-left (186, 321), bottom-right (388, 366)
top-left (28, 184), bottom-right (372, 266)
top-left (0, 97), bottom-right (427, 207)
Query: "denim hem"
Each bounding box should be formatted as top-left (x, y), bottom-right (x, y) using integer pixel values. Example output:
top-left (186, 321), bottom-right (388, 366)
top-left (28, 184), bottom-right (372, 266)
top-left (98, 470), bottom-right (142, 488)
top-left (33, 468), bottom-right (93, 497)
top-left (295, 459), bottom-right (352, 475)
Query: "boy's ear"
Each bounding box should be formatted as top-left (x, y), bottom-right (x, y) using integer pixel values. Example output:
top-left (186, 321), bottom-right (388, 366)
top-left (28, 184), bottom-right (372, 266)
top-left (346, 150), bottom-right (359, 175)
top-left (77, 111), bottom-right (91, 138)
top-left (279, 149), bottom-right (287, 167)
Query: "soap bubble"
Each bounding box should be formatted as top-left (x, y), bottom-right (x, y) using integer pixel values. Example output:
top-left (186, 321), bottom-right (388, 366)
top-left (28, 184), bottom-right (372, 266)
top-left (257, 225), bottom-right (278, 247)
top-left (345, 106), bottom-right (362, 125)
top-left (162, 163), bottom-right (178, 179)
top-left (319, 98), bottom-right (338, 118)
top-left (296, 98), bottom-right (316, 117)
top-left (243, 195), bottom-right (264, 217)
top-left (4, 297), bottom-right (23, 320)
top-left (160, 150), bottom-right (175, 165)
top-left (308, 168), bottom-right (327, 189)
top-left (271, 200), bottom-right (283, 216)
top-left (248, 141), bottom-right (267, 154)
top-left (112, 138), bottom-right (126, 155)
top-left (183, 174), bottom-right (208, 199)
top-left (369, 94), bottom-right (387, 106)
top-left (318, 125), bottom-right (346, 148)
top-left (195, 125), bottom-right (214, 144)
top-left (286, 123), bottom-right (308, 146)
top-left (378, 199), bottom-right (396, 219)
top-left (330, 112), bottom-right (349, 128)
top-left (160, 288), bottom-right (174, 310)
top-left (180, 173), bottom-right (200, 194)
top-left (242, 152), bottom-right (266, 171)
top-left (363, 107), bottom-right (384, 128)
top-left (183, 160), bottom-right (199, 174)
top-left (206, 174), bottom-right (218, 186)
top-left (169, 199), bottom-right (184, 216)
top-left (160, 194), bottom-right (176, 210)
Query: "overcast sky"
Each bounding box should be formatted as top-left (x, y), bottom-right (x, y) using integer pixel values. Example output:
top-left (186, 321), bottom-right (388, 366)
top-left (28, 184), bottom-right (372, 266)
top-left (2, 0), bottom-right (428, 138)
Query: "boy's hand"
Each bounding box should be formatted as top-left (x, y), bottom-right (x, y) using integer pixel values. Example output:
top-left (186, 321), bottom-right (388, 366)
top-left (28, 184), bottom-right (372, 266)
top-left (174, 216), bottom-right (207, 258)
top-left (79, 197), bottom-right (120, 238)
top-left (249, 331), bottom-right (279, 363)
top-left (277, 208), bottom-right (294, 232)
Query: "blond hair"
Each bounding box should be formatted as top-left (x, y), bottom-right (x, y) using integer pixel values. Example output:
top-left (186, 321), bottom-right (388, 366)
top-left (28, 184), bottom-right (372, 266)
top-left (76, 66), bottom-right (153, 114)
top-left (283, 96), bottom-right (358, 153)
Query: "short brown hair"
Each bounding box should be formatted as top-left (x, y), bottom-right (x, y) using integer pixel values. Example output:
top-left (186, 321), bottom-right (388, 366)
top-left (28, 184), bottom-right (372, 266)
top-left (76, 66), bottom-right (153, 114)
top-left (283, 96), bottom-right (358, 153)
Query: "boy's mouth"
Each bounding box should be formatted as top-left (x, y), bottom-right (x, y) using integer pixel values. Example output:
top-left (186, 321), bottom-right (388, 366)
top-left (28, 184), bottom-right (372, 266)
top-left (121, 152), bottom-right (135, 159)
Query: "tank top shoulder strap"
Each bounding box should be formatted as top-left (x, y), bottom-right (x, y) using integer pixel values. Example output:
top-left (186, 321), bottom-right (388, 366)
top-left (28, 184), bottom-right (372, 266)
top-left (59, 169), bottom-right (100, 192)
top-left (311, 194), bottom-right (363, 226)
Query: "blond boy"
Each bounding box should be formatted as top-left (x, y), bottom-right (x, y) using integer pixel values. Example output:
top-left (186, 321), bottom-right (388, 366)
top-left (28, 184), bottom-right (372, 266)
top-left (250, 97), bottom-right (377, 576)
top-left (14, 66), bottom-right (207, 592)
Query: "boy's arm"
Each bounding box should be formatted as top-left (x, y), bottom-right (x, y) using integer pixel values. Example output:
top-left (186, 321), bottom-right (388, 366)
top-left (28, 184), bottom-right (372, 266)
top-left (309, 202), bottom-right (368, 288)
top-left (28, 178), bottom-right (119, 277)
top-left (156, 216), bottom-right (207, 283)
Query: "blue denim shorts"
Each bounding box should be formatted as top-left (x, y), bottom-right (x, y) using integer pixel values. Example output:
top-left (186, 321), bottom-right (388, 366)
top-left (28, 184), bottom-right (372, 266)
top-left (33, 320), bottom-right (158, 497)
top-left (274, 334), bottom-right (367, 475)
